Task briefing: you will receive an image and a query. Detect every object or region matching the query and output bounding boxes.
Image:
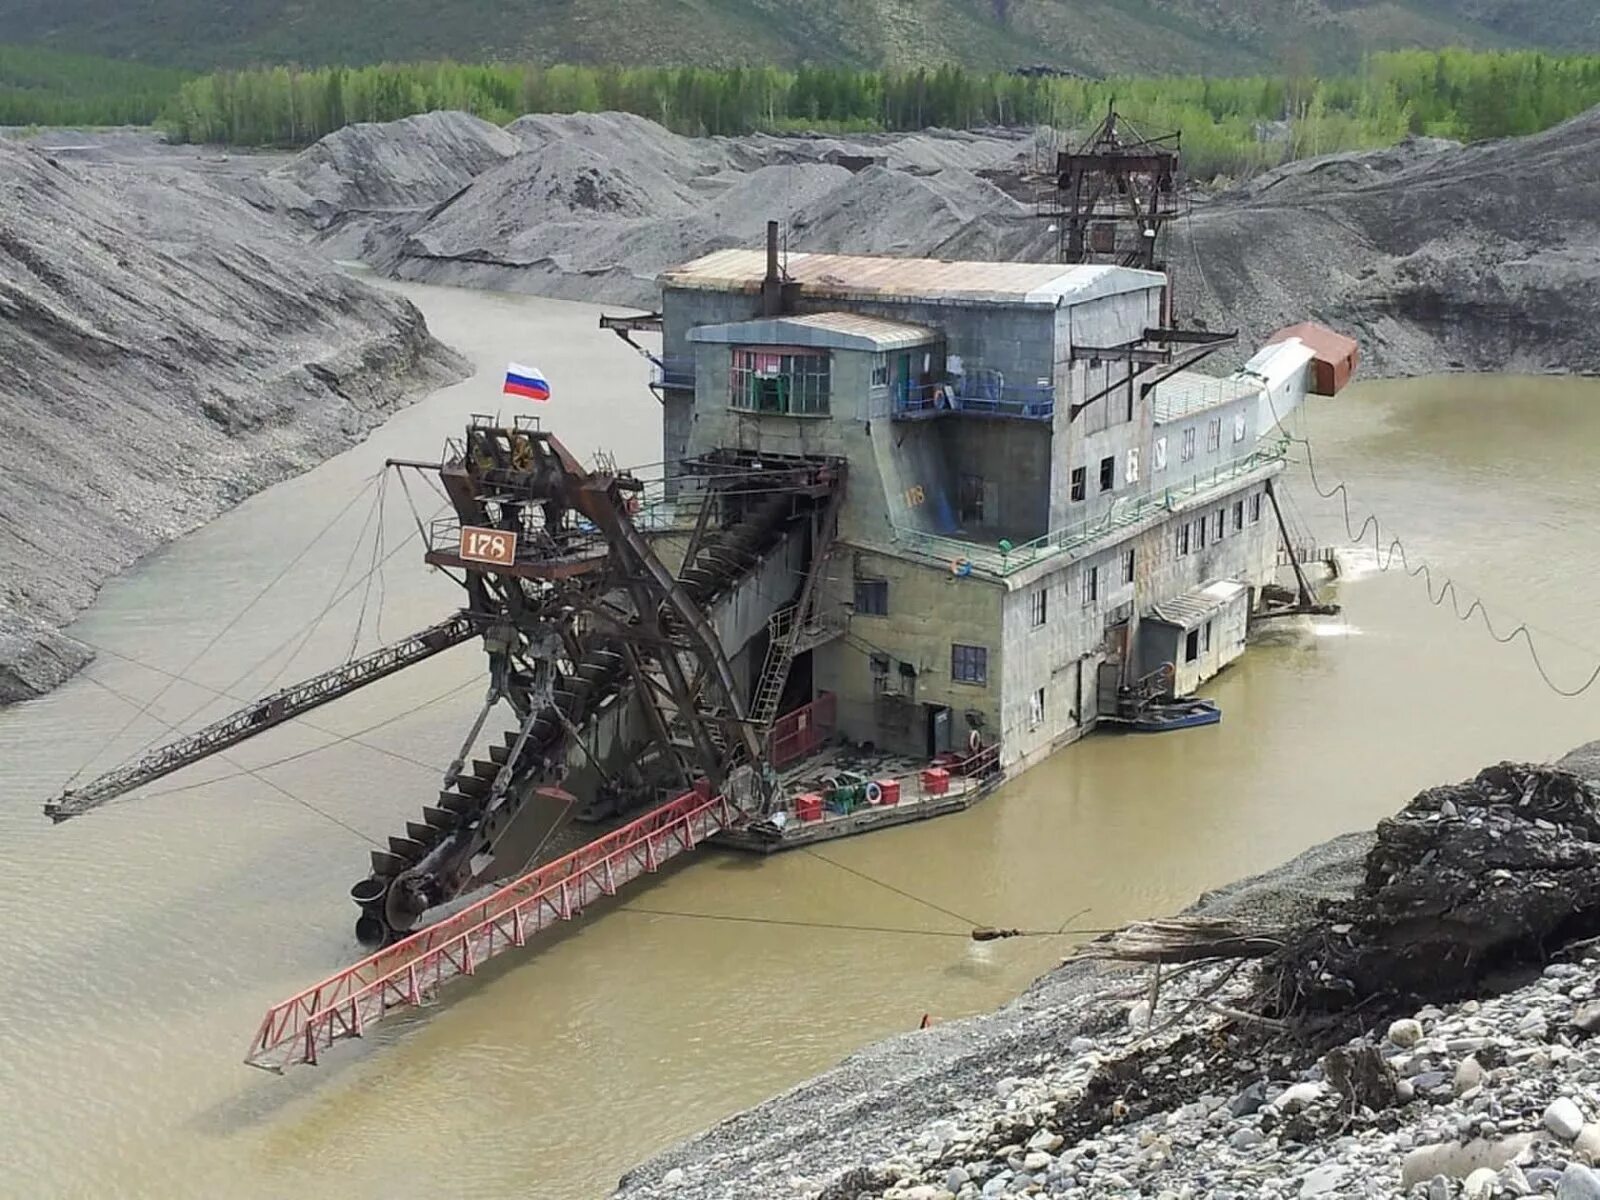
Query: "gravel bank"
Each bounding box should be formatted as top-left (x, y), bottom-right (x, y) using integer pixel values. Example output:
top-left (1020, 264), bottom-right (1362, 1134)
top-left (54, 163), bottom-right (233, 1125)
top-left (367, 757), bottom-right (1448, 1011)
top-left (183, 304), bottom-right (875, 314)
top-left (0, 136), bottom-right (467, 702)
top-left (237, 107), bottom-right (1600, 379)
top-left (613, 742), bottom-right (1600, 1200)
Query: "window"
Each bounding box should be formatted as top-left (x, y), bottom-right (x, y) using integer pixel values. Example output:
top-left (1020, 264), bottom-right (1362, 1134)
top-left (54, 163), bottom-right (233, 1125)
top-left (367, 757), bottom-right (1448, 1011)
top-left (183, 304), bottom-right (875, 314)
top-left (1207, 418), bottom-right (1222, 452)
top-left (1233, 500), bottom-right (1244, 532)
top-left (1070, 467), bottom-right (1086, 502)
top-left (1125, 447), bottom-right (1140, 484)
top-left (952, 643), bottom-right (988, 685)
top-left (1195, 517), bottom-right (1207, 550)
top-left (1029, 587), bottom-right (1048, 628)
top-left (870, 652), bottom-right (890, 691)
top-left (959, 474), bottom-right (986, 525)
top-left (1250, 492), bottom-right (1263, 523)
top-left (1029, 686), bottom-right (1046, 729)
top-left (1082, 565), bottom-right (1099, 607)
top-left (1203, 620), bottom-right (1213, 652)
top-left (1181, 427), bottom-right (1196, 463)
top-left (1099, 456), bottom-right (1115, 493)
top-left (1233, 411), bottom-right (1247, 443)
top-left (854, 579), bottom-right (888, 616)
top-left (731, 348), bottom-right (830, 415)
top-left (870, 354), bottom-right (889, 388)
top-left (1185, 628), bottom-right (1200, 662)
top-left (1122, 547), bottom-right (1136, 584)
top-left (1153, 436), bottom-right (1168, 472)
top-left (1213, 510), bottom-right (1224, 541)
top-left (1176, 524), bottom-right (1191, 557)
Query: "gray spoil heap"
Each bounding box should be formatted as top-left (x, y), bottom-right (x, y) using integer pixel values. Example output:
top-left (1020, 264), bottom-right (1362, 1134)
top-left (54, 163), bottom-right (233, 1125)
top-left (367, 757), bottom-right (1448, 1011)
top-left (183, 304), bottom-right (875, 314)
top-left (613, 741), bottom-right (1600, 1200)
top-left (0, 137), bottom-right (467, 703)
top-left (239, 107), bottom-right (1600, 379)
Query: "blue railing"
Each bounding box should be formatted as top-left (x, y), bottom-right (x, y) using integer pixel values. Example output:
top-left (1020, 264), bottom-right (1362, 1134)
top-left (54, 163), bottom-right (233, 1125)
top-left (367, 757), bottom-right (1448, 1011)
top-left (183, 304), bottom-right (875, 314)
top-left (892, 378), bottom-right (1055, 421)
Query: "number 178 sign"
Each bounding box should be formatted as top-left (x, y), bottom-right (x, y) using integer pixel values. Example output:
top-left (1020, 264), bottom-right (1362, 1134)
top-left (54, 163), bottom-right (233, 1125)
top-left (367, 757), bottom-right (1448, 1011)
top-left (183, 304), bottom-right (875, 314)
top-left (459, 525), bottom-right (517, 566)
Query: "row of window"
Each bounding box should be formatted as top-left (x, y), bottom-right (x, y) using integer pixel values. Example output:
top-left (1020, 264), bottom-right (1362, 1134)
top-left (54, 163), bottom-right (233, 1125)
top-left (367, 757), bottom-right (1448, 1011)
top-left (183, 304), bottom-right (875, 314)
top-left (1069, 412), bottom-right (1250, 503)
top-left (730, 348), bottom-right (831, 415)
top-left (1027, 548), bottom-right (1135, 628)
top-left (1176, 491), bottom-right (1263, 557)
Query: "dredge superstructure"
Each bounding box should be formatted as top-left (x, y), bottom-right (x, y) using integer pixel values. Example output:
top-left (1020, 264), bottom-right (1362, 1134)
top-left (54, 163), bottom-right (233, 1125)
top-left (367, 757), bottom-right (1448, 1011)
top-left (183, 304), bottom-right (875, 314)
top-left (45, 131), bottom-right (1358, 1069)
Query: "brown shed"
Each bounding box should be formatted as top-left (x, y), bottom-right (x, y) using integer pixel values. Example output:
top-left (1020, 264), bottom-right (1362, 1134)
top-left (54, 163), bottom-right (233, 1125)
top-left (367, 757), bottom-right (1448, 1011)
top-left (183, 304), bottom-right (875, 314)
top-left (1266, 322), bottom-right (1360, 396)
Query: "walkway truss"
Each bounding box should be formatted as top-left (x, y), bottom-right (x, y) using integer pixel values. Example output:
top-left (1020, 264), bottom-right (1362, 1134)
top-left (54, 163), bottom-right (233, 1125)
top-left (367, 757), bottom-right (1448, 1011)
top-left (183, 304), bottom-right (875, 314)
top-left (248, 788), bottom-right (735, 1071)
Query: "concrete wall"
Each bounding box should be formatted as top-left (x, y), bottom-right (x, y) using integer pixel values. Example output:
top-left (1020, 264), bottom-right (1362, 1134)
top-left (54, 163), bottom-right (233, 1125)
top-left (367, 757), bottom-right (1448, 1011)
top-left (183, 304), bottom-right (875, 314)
top-left (1048, 285), bottom-right (1166, 531)
top-left (709, 528), bottom-right (803, 660)
top-left (1151, 392), bottom-right (1260, 492)
top-left (813, 547), bottom-right (1003, 757)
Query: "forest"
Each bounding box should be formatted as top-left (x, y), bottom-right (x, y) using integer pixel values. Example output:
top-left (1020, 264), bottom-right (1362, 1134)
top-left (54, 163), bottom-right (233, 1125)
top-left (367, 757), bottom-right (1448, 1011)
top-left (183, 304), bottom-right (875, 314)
top-left (5, 47), bottom-right (1600, 181)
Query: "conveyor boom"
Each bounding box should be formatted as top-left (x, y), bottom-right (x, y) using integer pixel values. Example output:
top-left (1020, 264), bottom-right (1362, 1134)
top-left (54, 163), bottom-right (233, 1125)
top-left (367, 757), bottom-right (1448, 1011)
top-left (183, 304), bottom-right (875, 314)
top-left (44, 612), bottom-right (478, 822)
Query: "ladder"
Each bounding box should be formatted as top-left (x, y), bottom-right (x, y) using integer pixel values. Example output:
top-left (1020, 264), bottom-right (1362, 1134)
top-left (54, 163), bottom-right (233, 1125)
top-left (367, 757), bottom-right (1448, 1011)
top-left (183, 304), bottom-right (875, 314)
top-left (748, 481), bottom-right (847, 732)
top-left (45, 612), bottom-right (478, 822)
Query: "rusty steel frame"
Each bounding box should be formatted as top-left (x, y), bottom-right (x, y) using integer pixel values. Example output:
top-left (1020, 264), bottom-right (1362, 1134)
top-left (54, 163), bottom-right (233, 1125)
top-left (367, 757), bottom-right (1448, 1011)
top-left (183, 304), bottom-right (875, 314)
top-left (247, 787), bottom-right (737, 1071)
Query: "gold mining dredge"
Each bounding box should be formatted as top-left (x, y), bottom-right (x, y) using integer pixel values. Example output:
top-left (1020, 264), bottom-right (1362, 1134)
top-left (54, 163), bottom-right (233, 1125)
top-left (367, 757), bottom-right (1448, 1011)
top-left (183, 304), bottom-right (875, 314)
top-left (42, 113), bottom-right (1353, 1072)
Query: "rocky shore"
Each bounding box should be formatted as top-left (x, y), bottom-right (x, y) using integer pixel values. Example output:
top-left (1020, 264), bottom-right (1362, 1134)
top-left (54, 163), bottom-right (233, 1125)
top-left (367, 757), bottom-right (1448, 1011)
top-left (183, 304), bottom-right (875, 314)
top-left (615, 742), bottom-right (1600, 1200)
top-left (0, 135), bottom-right (466, 702)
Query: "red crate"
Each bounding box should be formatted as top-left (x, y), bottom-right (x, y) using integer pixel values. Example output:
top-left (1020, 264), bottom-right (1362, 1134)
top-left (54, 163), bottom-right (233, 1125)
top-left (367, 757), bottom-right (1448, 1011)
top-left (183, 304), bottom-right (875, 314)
top-left (875, 779), bottom-right (900, 806)
top-left (921, 768), bottom-right (950, 796)
top-left (795, 792), bottom-right (824, 822)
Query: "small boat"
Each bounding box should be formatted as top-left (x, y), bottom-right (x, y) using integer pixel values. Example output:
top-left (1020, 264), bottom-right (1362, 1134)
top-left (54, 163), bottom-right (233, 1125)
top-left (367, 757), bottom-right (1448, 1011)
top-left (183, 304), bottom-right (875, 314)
top-left (1127, 697), bottom-right (1221, 733)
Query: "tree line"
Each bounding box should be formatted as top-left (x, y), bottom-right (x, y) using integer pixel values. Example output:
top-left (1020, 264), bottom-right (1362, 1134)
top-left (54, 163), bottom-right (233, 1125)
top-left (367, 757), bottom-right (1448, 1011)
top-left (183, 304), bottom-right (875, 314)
top-left (4, 46), bottom-right (1599, 181)
top-left (0, 45), bottom-right (189, 128)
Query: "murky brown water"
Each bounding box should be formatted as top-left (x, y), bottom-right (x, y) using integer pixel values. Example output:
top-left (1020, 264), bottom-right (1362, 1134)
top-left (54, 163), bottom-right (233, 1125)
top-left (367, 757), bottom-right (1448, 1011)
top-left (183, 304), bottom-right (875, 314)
top-left (3, 280), bottom-right (1599, 1199)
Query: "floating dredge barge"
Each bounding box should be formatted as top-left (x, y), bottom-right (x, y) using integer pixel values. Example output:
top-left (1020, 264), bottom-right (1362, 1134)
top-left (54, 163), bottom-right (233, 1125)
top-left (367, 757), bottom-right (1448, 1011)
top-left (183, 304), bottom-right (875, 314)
top-left (42, 114), bottom-right (1356, 1071)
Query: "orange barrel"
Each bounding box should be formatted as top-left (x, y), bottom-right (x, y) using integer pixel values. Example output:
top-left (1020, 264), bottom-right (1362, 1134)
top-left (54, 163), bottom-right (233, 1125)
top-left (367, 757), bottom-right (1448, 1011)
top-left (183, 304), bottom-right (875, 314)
top-left (796, 792), bottom-right (824, 822)
top-left (921, 768), bottom-right (950, 796)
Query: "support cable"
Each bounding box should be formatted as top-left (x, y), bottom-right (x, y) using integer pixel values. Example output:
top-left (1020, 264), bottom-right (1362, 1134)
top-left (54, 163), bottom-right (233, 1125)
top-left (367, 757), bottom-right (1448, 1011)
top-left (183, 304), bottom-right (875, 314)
top-left (1266, 392), bottom-right (1600, 698)
top-left (59, 472), bottom-right (383, 789)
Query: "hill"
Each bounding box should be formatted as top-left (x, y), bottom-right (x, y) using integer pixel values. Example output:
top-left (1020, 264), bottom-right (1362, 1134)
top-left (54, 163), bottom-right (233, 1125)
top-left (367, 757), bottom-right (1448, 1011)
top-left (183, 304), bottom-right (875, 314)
top-left (6, 0), bottom-right (1600, 75)
top-left (0, 136), bottom-right (464, 701)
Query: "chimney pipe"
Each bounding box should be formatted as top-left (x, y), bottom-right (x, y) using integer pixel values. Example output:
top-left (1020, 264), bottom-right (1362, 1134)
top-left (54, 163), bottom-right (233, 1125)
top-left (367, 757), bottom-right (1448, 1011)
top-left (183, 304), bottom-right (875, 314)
top-left (760, 218), bottom-right (801, 317)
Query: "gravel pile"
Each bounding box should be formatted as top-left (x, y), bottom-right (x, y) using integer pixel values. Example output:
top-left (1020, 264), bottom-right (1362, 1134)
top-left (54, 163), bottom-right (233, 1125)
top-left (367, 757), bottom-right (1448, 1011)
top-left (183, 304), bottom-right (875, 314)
top-left (0, 136), bottom-right (466, 701)
top-left (239, 105), bottom-right (1600, 378)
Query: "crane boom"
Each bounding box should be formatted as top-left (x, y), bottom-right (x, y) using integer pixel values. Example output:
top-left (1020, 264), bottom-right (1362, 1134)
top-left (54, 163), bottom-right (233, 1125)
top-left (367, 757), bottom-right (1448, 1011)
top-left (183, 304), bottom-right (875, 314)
top-left (44, 612), bottom-right (478, 822)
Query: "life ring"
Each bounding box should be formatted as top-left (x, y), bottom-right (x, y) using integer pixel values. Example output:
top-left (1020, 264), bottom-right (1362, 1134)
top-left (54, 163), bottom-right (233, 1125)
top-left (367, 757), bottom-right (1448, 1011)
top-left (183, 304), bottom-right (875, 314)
top-left (950, 557), bottom-right (972, 577)
top-left (967, 729), bottom-right (983, 754)
top-left (865, 781), bottom-right (884, 806)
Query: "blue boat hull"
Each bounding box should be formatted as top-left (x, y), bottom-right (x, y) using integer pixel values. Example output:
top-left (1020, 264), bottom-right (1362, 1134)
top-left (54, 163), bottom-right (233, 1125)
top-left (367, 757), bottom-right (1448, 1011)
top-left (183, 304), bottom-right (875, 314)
top-left (1128, 699), bottom-right (1221, 733)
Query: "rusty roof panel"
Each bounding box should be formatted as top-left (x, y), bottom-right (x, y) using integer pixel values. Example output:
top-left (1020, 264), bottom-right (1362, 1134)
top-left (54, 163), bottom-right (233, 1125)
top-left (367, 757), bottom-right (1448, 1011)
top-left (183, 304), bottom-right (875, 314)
top-left (660, 250), bottom-right (1163, 308)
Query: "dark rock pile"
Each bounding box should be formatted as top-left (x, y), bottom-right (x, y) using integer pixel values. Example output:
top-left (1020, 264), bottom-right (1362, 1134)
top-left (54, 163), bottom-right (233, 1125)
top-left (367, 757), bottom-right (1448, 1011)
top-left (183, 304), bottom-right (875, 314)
top-left (1264, 762), bottom-right (1600, 1014)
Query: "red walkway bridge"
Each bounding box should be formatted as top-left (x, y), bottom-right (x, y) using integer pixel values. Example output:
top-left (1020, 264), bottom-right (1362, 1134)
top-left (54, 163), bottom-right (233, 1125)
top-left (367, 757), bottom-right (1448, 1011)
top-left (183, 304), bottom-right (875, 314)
top-left (246, 788), bottom-right (737, 1071)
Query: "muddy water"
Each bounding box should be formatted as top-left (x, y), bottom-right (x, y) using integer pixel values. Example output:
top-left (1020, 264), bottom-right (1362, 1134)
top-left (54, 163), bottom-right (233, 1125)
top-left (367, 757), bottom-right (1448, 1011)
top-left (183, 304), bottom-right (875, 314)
top-left (2, 279), bottom-right (1599, 1199)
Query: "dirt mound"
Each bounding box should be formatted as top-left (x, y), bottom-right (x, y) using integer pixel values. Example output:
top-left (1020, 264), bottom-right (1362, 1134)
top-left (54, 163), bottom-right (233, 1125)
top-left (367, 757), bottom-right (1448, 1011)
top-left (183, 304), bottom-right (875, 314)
top-left (1262, 759), bottom-right (1600, 1014)
top-left (788, 165), bottom-right (1029, 256)
top-left (1176, 104), bottom-right (1600, 376)
top-left (247, 110), bottom-right (518, 225)
top-left (0, 139), bottom-right (465, 702)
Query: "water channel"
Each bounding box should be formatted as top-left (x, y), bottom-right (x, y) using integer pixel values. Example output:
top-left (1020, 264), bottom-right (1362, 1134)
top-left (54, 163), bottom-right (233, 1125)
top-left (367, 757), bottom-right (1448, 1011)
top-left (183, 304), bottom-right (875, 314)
top-left (3, 279), bottom-right (1598, 1199)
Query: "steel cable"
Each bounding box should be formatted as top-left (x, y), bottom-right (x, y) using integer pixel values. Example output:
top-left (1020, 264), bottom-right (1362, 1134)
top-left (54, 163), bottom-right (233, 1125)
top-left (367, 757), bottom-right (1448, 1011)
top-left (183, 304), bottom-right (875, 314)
top-left (1264, 391), bottom-right (1600, 698)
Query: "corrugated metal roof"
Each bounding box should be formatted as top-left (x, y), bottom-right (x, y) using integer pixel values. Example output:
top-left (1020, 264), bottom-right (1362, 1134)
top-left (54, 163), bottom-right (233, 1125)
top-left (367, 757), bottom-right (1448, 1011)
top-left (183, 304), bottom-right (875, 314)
top-left (1151, 370), bottom-right (1262, 425)
top-left (1148, 579), bottom-right (1249, 629)
top-left (1267, 322), bottom-right (1359, 365)
top-left (689, 311), bottom-right (938, 352)
top-left (660, 249), bottom-right (1162, 308)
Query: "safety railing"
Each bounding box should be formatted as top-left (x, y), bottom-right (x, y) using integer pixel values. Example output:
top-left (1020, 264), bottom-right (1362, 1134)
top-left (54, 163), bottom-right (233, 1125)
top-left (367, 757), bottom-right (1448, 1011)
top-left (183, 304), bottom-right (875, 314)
top-left (767, 691), bottom-right (837, 770)
top-left (893, 445), bottom-right (1286, 578)
top-left (892, 378), bottom-right (1055, 421)
top-left (245, 787), bottom-right (737, 1071)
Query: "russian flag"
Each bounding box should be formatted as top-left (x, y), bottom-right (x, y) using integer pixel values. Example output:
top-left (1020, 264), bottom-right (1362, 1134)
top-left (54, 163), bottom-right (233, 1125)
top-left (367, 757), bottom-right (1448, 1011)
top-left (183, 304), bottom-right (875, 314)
top-left (503, 363), bottom-right (551, 402)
